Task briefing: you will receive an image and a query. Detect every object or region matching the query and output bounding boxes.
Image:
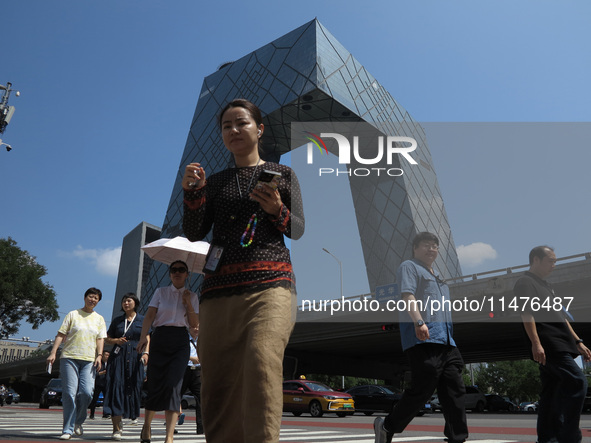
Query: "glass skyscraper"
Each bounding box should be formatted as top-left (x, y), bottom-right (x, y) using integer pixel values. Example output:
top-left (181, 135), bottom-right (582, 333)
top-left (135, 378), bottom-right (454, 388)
top-left (140, 19), bottom-right (461, 310)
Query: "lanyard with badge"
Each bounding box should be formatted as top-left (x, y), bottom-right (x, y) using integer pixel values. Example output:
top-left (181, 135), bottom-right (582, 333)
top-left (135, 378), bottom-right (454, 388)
top-left (113, 315), bottom-right (136, 355)
top-left (203, 160), bottom-right (264, 274)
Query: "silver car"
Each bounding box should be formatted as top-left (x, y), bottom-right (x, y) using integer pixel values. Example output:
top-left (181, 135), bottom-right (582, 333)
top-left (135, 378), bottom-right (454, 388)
top-left (181, 393), bottom-right (196, 409)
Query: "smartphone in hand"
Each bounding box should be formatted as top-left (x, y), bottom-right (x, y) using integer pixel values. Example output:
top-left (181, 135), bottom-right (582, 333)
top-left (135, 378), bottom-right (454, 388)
top-left (255, 170), bottom-right (281, 192)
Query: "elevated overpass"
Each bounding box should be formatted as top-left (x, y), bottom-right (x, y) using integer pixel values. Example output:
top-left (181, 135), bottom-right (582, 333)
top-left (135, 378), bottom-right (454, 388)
top-left (2, 254), bottom-right (590, 391)
top-left (0, 354), bottom-right (55, 386)
top-left (285, 253), bottom-right (591, 380)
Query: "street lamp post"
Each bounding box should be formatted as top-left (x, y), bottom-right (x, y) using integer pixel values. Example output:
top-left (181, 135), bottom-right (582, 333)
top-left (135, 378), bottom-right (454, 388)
top-left (322, 247), bottom-right (345, 389)
top-left (322, 248), bottom-right (343, 300)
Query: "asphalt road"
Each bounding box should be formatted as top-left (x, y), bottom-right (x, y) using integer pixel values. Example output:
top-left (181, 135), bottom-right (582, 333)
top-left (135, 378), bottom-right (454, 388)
top-left (1, 403), bottom-right (591, 442)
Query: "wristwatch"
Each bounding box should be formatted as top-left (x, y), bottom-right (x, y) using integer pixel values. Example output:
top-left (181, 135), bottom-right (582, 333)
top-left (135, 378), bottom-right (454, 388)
top-left (416, 319), bottom-right (425, 327)
top-left (576, 339), bottom-right (584, 344)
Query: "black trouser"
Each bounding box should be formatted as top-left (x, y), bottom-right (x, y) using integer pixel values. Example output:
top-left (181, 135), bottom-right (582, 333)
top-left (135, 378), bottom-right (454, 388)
top-left (537, 352), bottom-right (586, 443)
top-left (146, 326), bottom-right (190, 412)
top-left (89, 382), bottom-right (110, 417)
top-left (384, 343), bottom-right (468, 442)
top-left (181, 366), bottom-right (203, 433)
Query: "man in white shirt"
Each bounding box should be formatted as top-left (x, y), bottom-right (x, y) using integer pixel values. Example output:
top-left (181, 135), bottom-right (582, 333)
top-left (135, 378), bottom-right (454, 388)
top-left (178, 326), bottom-right (203, 434)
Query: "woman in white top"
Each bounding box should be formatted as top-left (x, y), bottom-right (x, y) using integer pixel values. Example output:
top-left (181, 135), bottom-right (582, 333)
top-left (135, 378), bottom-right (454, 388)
top-left (137, 260), bottom-right (199, 443)
top-left (47, 287), bottom-right (107, 440)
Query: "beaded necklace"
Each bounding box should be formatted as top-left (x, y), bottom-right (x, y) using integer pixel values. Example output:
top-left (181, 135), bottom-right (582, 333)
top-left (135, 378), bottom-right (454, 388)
top-left (235, 159), bottom-right (261, 248)
top-left (240, 213), bottom-right (258, 247)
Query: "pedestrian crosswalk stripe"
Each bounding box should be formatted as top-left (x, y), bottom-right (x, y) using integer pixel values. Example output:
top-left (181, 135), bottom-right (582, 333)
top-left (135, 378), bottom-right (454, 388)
top-left (0, 412), bottom-right (520, 443)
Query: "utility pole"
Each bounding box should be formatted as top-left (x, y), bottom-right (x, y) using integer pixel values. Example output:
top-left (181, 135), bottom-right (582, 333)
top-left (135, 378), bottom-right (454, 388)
top-left (0, 81), bottom-right (20, 151)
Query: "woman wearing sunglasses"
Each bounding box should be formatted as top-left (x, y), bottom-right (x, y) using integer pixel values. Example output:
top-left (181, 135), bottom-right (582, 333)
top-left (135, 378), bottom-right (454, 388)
top-left (137, 260), bottom-right (199, 443)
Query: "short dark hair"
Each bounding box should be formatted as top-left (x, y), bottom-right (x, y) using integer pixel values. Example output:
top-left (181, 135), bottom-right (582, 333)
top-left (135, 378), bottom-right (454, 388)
top-left (411, 232), bottom-right (439, 258)
top-left (169, 260), bottom-right (188, 272)
top-left (218, 98), bottom-right (263, 129)
top-left (84, 287), bottom-right (102, 301)
top-left (121, 292), bottom-right (140, 312)
top-left (529, 245), bottom-right (554, 265)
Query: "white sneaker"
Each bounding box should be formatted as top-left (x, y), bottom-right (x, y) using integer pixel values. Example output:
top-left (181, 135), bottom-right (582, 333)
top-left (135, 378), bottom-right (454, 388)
top-left (74, 425), bottom-right (83, 436)
top-left (59, 434), bottom-right (72, 440)
top-left (112, 431), bottom-right (122, 441)
top-left (129, 419), bottom-right (139, 425)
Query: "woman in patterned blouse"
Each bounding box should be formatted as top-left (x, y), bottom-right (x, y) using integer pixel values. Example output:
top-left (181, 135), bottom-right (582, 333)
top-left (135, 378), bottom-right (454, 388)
top-left (182, 98), bottom-right (304, 443)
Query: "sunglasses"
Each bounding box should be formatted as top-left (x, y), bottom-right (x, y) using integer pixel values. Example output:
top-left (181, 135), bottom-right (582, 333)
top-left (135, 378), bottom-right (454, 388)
top-left (170, 267), bottom-right (188, 274)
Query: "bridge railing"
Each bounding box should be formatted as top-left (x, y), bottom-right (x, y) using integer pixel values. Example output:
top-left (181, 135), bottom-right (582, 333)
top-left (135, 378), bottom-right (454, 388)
top-left (446, 251), bottom-right (591, 284)
top-left (297, 252), bottom-right (591, 309)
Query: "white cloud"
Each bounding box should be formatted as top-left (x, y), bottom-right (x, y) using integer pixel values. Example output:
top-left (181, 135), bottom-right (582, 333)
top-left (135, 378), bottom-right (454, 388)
top-left (456, 242), bottom-right (498, 268)
top-left (70, 246), bottom-right (122, 277)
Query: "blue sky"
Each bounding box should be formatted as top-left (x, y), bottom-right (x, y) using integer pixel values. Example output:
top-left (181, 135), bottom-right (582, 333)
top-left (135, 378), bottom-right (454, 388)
top-left (2, 0), bottom-right (590, 343)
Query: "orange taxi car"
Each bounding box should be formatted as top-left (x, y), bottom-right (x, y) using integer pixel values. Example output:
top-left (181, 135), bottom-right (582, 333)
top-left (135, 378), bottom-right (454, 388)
top-left (283, 379), bottom-right (355, 417)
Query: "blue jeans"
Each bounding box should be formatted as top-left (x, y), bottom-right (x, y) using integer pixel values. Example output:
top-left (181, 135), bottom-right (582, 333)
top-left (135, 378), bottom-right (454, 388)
top-left (538, 353), bottom-right (586, 443)
top-left (60, 358), bottom-right (95, 435)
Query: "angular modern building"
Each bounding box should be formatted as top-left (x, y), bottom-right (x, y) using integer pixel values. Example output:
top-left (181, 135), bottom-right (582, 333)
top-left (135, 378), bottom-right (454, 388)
top-left (140, 19), bottom-right (461, 311)
top-left (113, 222), bottom-right (161, 319)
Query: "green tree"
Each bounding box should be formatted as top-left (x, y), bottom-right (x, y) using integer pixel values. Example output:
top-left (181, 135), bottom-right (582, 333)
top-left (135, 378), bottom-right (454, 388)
top-left (0, 237), bottom-right (59, 338)
top-left (474, 359), bottom-right (540, 402)
top-left (28, 346), bottom-right (52, 358)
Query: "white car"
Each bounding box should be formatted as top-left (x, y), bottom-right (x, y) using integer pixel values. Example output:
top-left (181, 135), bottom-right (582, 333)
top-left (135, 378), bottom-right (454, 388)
top-left (431, 387), bottom-right (486, 413)
top-left (519, 401), bottom-right (537, 412)
top-left (181, 393), bottom-right (197, 409)
top-left (464, 386), bottom-right (486, 412)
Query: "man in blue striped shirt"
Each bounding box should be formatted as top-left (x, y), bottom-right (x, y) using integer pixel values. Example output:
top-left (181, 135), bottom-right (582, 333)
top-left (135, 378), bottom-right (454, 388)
top-left (374, 232), bottom-right (467, 443)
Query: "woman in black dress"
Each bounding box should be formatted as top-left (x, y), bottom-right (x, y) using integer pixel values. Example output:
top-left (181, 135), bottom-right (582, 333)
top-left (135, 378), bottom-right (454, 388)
top-left (104, 293), bottom-right (147, 441)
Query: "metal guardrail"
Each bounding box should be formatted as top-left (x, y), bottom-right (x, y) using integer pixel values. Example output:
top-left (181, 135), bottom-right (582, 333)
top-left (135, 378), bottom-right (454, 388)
top-left (446, 252), bottom-right (591, 284)
top-left (298, 252), bottom-right (591, 309)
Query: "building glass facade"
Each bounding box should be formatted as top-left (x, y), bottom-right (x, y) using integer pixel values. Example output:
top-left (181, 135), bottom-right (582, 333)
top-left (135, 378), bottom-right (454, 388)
top-left (140, 19), bottom-right (461, 310)
top-left (112, 222), bottom-right (161, 321)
